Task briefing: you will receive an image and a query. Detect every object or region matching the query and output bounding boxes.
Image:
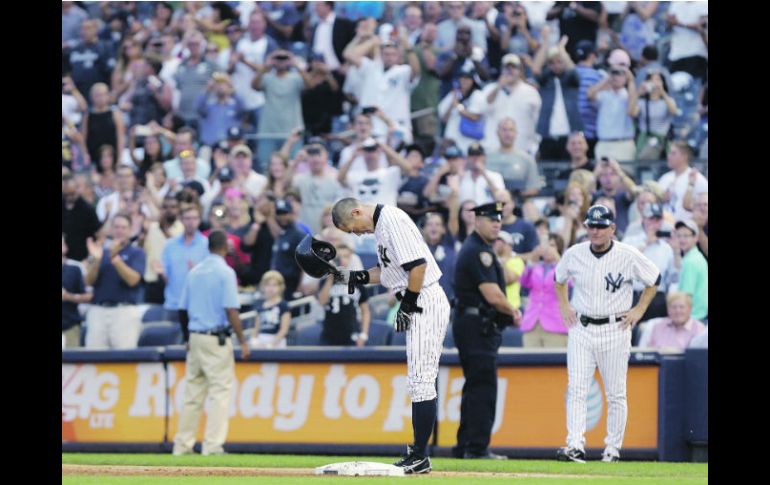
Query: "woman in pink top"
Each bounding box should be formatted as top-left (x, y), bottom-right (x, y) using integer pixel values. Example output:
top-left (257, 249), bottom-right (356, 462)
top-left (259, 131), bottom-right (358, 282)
top-left (520, 233), bottom-right (569, 347)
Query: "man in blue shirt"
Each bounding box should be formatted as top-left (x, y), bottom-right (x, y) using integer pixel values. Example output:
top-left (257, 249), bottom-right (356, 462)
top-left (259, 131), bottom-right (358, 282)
top-left (173, 231), bottom-right (249, 457)
top-left (84, 214), bottom-right (146, 349)
top-left (269, 199), bottom-right (307, 300)
top-left (573, 40), bottom-right (602, 158)
top-left (62, 235), bottom-right (92, 348)
top-left (161, 205), bottom-right (210, 320)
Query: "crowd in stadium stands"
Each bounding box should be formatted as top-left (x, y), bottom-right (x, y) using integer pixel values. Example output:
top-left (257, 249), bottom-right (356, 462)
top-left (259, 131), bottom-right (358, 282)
top-left (62, 1), bottom-right (708, 351)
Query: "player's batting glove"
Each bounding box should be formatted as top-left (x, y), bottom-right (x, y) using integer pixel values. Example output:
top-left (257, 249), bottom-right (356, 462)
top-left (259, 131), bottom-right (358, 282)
top-left (333, 269), bottom-right (370, 294)
top-left (395, 290), bottom-right (423, 332)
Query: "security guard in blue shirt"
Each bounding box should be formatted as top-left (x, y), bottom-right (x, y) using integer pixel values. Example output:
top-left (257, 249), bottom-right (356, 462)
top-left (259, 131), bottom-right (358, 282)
top-left (452, 202), bottom-right (522, 460)
top-left (173, 230), bottom-right (250, 456)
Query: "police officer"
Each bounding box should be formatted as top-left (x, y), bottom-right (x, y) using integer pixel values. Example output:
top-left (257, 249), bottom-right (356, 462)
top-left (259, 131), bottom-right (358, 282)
top-left (172, 230), bottom-right (250, 456)
top-left (452, 202), bottom-right (522, 460)
top-left (269, 198), bottom-right (307, 299)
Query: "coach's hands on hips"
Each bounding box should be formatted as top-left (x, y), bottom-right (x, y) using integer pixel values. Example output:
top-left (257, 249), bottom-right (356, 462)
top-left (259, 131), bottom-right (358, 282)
top-left (560, 306), bottom-right (578, 328)
top-left (395, 290), bottom-right (423, 332)
top-left (619, 306), bottom-right (645, 329)
top-left (333, 269), bottom-right (370, 294)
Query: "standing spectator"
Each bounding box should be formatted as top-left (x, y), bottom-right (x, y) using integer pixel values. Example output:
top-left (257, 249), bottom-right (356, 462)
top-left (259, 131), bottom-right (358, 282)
top-left (120, 55), bottom-right (174, 128)
top-left (203, 203), bottom-right (252, 284)
top-left (646, 292), bottom-right (706, 351)
top-left (481, 54), bottom-right (542, 154)
top-left (65, 19), bottom-right (114, 99)
top-left (555, 131), bottom-right (595, 180)
top-left (161, 205), bottom-right (210, 319)
top-left (422, 211), bottom-right (459, 302)
top-left (401, 4), bottom-right (425, 47)
top-left (196, 72), bottom-right (245, 147)
top-left (436, 26), bottom-right (491, 100)
top-left (128, 124), bottom-right (172, 182)
top-left (301, 53), bottom-right (344, 136)
top-left (555, 182), bottom-right (590, 248)
top-left (172, 230), bottom-right (249, 456)
top-left (666, 2), bottom-right (708, 82)
top-left (62, 1), bottom-right (89, 49)
top-left (268, 199), bottom-right (307, 299)
top-left (163, 127), bottom-right (211, 181)
top-left (545, 2), bottom-right (602, 61)
top-left (458, 143), bottom-right (505, 206)
top-left (532, 31), bottom-right (582, 160)
top-left (337, 113), bottom-right (388, 174)
top-left (92, 145), bottom-right (118, 202)
top-left (519, 233), bottom-right (569, 348)
top-left (494, 231), bottom-right (526, 312)
top-left (309, 1), bottom-right (356, 74)
top-left (692, 192), bottom-right (708, 258)
top-left (573, 40), bottom-right (602, 158)
top-left (409, 22), bottom-right (441, 148)
top-left (291, 142), bottom-right (342, 235)
top-left (317, 244), bottom-right (371, 346)
top-left (250, 271), bottom-right (292, 349)
top-left (174, 30), bottom-right (220, 129)
top-left (435, 1), bottom-right (487, 53)
top-left (498, 2), bottom-right (540, 61)
top-left (142, 194), bottom-right (183, 304)
top-left (62, 235), bottom-right (93, 348)
top-left (345, 38), bottom-right (421, 144)
top-left (225, 144), bottom-right (268, 203)
top-left (618, 2), bottom-right (660, 63)
top-left (497, 189), bottom-right (538, 261)
top-left (634, 45), bottom-right (674, 91)
top-left (96, 165), bottom-right (148, 224)
top-left (622, 202), bottom-right (677, 322)
top-left (423, 1), bottom-right (445, 26)
top-left (423, 145), bottom-right (467, 219)
top-left (252, 49), bottom-right (309, 172)
top-left (588, 62), bottom-right (637, 163)
top-left (657, 141), bottom-right (708, 221)
top-left (225, 10), bottom-right (278, 116)
top-left (62, 75), bottom-right (88, 128)
top-left (338, 137), bottom-right (410, 207)
top-left (674, 220), bottom-right (708, 322)
top-left (629, 71), bottom-right (678, 160)
top-left (63, 173), bottom-right (102, 262)
top-left (437, 67), bottom-right (486, 155)
top-left (396, 144), bottom-right (434, 223)
top-left (592, 158), bottom-right (638, 234)
top-left (111, 39), bottom-right (145, 103)
top-left (486, 118), bottom-right (541, 197)
top-left (83, 83), bottom-right (126, 164)
top-left (263, 1), bottom-right (304, 49)
top-left (83, 214), bottom-right (146, 349)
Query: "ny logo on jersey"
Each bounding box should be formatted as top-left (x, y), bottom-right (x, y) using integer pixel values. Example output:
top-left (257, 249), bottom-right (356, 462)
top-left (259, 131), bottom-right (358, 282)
top-left (378, 244), bottom-right (391, 268)
top-left (605, 273), bottom-right (624, 293)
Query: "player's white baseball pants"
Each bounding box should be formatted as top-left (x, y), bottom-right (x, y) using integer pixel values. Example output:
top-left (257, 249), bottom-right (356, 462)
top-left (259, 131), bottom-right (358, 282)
top-left (406, 283), bottom-right (451, 402)
top-left (566, 318), bottom-right (631, 454)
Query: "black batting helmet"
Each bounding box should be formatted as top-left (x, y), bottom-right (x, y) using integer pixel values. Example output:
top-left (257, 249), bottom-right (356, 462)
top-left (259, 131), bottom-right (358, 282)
top-left (583, 204), bottom-right (615, 227)
top-left (294, 234), bottom-right (339, 278)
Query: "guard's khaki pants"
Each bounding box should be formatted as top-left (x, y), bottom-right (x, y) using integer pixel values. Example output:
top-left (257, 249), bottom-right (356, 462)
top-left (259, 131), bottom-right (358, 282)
top-left (173, 333), bottom-right (234, 455)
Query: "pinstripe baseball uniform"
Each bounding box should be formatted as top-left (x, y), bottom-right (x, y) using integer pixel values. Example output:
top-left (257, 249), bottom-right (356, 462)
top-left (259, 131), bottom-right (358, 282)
top-left (555, 240), bottom-right (660, 456)
top-left (373, 204), bottom-right (451, 403)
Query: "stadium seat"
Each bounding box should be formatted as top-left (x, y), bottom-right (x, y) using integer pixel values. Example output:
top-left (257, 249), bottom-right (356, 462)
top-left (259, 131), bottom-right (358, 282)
top-left (137, 322), bottom-right (183, 347)
top-left (294, 323), bottom-right (322, 345)
top-left (366, 320), bottom-right (393, 346)
top-left (141, 304), bottom-right (167, 323)
top-left (500, 327), bottom-right (523, 347)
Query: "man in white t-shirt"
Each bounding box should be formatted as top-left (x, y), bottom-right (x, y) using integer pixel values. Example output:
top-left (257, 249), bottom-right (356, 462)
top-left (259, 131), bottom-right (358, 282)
top-left (666, 2), bottom-right (708, 82)
top-left (338, 137), bottom-right (412, 207)
top-left (207, 144), bottom-right (267, 206)
top-left (345, 37), bottom-right (421, 144)
top-left (458, 143), bottom-right (505, 205)
top-left (338, 113), bottom-right (388, 174)
top-left (657, 141), bottom-right (707, 222)
top-left (481, 54), bottom-right (542, 154)
top-left (224, 10), bottom-right (279, 112)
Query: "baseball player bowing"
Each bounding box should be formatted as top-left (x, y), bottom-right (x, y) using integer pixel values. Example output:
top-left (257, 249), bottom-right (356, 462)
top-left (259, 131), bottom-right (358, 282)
top-left (331, 197), bottom-right (451, 475)
top-left (554, 204), bottom-right (660, 463)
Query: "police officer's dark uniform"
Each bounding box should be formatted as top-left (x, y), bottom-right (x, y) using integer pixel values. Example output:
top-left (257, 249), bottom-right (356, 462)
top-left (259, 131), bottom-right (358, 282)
top-left (452, 202), bottom-right (511, 460)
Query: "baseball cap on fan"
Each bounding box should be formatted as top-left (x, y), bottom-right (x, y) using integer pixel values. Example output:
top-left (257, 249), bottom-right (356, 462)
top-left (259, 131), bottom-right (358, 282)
top-left (227, 126), bottom-right (244, 141)
top-left (361, 137), bottom-right (379, 151)
top-left (497, 231), bottom-right (514, 246)
top-left (675, 219), bottom-right (699, 236)
top-left (501, 53), bottom-right (522, 67)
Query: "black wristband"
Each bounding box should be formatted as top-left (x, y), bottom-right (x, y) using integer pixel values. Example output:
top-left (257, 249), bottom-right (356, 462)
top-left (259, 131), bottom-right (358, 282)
top-left (402, 289), bottom-right (420, 306)
top-left (355, 271), bottom-right (370, 285)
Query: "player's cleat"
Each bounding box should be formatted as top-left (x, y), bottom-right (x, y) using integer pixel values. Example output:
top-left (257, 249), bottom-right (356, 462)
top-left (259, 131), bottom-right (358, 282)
top-left (556, 447), bottom-right (586, 463)
top-left (393, 451), bottom-right (432, 474)
top-left (601, 452), bottom-right (620, 462)
top-left (463, 451), bottom-right (508, 460)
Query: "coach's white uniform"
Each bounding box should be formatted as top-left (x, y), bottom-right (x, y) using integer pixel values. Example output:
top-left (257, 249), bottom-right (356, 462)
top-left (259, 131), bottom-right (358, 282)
top-left (555, 240), bottom-right (660, 455)
top-left (374, 204), bottom-right (451, 402)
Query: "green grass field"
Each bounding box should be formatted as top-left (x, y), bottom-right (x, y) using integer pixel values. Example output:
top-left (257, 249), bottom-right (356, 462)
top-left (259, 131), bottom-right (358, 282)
top-left (62, 453), bottom-right (707, 484)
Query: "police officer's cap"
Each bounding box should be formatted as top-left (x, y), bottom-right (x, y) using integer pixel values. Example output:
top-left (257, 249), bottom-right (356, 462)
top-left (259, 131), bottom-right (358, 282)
top-left (583, 204), bottom-right (614, 227)
top-left (470, 202), bottom-right (504, 221)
